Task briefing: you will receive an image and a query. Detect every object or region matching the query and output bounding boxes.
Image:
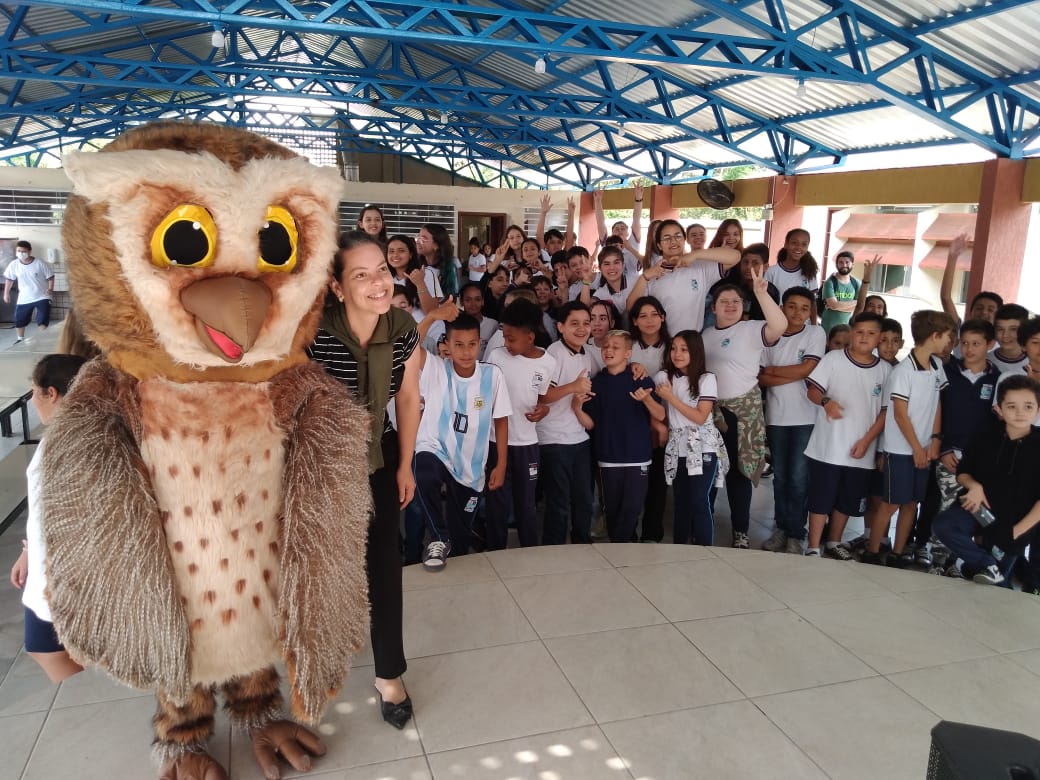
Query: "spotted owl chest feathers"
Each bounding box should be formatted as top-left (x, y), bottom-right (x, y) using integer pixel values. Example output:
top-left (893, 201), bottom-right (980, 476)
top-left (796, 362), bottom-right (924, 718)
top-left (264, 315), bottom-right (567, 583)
top-left (138, 378), bottom-right (286, 685)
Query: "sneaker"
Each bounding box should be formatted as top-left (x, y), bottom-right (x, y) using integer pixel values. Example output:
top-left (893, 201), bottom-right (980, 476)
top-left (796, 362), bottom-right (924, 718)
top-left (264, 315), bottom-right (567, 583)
top-left (898, 544), bottom-right (916, 566)
top-left (785, 537), bottom-right (805, 555)
top-left (804, 548), bottom-right (821, 558)
top-left (825, 544), bottom-right (854, 561)
top-left (972, 564), bottom-right (1005, 586)
top-left (13, 337), bottom-right (23, 344)
top-left (422, 541), bottom-right (450, 571)
top-left (860, 550), bottom-right (885, 566)
top-left (915, 547), bottom-right (933, 567)
top-left (1023, 585), bottom-right (1040, 597)
top-left (886, 551), bottom-right (908, 569)
top-left (944, 562), bottom-right (966, 579)
top-left (732, 532), bottom-right (750, 549)
top-left (845, 534), bottom-right (868, 553)
top-left (761, 528), bottom-right (787, 552)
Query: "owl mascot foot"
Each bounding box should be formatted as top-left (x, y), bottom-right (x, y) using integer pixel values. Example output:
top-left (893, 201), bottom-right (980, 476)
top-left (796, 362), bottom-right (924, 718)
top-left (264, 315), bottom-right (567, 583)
top-left (42, 122), bottom-right (373, 778)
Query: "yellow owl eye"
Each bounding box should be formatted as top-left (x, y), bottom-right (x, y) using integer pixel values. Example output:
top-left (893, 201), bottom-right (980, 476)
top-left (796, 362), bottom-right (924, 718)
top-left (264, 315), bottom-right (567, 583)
top-left (257, 206), bottom-right (298, 273)
top-left (150, 205), bottom-right (217, 269)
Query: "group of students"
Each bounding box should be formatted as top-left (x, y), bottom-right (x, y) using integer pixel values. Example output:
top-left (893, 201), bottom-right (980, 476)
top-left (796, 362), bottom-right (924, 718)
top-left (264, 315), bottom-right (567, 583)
top-left (350, 202), bottom-right (1040, 588)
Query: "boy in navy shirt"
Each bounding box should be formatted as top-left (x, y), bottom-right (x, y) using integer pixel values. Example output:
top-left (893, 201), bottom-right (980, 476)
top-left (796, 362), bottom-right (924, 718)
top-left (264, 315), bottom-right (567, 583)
top-left (578, 330), bottom-right (664, 542)
top-left (933, 375), bottom-right (1040, 585)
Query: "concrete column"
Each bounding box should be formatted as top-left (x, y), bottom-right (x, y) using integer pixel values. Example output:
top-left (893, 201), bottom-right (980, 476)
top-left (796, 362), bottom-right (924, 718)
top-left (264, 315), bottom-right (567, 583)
top-left (578, 191), bottom-right (598, 251)
top-left (648, 185), bottom-right (679, 225)
top-left (968, 158), bottom-right (1031, 304)
top-left (763, 175), bottom-right (804, 262)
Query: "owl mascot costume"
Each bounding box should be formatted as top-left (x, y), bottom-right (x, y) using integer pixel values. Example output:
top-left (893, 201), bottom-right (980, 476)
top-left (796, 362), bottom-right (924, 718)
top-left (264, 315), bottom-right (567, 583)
top-left (40, 122), bottom-right (372, 780)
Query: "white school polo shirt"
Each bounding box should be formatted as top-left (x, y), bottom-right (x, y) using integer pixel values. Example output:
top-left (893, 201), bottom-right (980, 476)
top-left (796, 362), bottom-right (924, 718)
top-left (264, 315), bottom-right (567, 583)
top-left (702, 320), bottom-right (778, 399)
top-left (880, 353), bottom-right (947, 455)
top-left (761, 324), bottom-right (826, 427)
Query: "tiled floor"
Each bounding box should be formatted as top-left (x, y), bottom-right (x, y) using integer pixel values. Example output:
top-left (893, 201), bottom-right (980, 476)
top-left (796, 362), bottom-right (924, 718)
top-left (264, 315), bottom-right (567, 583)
top-left (4, 506), bottom-right (1040, 780)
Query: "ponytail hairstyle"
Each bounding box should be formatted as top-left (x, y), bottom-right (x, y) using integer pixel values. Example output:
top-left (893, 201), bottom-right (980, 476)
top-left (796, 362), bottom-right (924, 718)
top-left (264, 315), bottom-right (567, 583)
top-left (776, 228), bottom-right (819, 282)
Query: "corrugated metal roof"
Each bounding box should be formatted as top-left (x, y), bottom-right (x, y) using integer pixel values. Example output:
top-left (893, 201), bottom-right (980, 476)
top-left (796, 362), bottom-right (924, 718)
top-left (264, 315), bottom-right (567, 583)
top-left (0, 0), bottom-right (1037, 184)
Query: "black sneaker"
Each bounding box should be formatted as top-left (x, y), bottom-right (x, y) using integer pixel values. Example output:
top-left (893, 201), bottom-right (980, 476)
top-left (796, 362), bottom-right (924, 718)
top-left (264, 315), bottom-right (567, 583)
top-left (886, 551), bottom-right (908, 569)
top-left (972, 564), bottom-right (1005, 586)
top-left (422, 541), bottom-right (450, 571)
top-left (825, 545), bottom-right (854, 561)
top-left (860, 550), bottom-right (885, 566)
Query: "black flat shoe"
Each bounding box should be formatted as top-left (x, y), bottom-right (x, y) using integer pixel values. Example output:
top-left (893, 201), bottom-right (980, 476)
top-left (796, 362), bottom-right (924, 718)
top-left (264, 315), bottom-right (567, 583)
top-left (376, 689), bottom-right (413, 729)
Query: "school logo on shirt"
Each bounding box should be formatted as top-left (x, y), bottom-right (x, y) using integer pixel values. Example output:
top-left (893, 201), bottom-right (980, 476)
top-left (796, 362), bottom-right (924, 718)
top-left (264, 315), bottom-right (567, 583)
top-left (721, 338), bottom-right (731, 348)
top-left (872, 383), bottom-right (882, 396)
top-left (532, 372), bottom-right (545, 388)
top-left (473, 397), bottom-right (485, 409)
top-left (690, 279), bottom-right (699, 291)
top-left (980, 383), bottom-right (994, 401)
top-left (797, 349), bottom-right (805, 360)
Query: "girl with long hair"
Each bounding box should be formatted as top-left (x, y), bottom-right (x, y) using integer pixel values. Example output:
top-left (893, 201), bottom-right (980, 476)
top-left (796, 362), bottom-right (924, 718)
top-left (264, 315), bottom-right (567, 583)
top-left (629, 295), bottom-right (671, 542)
top-left (356, 205), bottom-right (388, 247)
top-left (654, 330), bottom-right (728, 545)
top-left (413, 223), bottom-right (460, 312)
top-left (386, 234), bottom-right (422, 304)
top-left (709, 218), bottom-right (744, 252)
top-left (766, 228), bottom-right (820, 299)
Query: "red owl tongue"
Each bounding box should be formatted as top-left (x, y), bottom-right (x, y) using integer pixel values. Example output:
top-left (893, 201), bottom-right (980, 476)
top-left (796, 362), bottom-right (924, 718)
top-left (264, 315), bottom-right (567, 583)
top-left (204, 325), bottom-right (243, 361)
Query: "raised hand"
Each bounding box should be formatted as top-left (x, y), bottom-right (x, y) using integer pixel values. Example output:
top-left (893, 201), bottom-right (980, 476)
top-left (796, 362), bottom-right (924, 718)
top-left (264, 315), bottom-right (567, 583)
top-left (540, 193), bottom-right (553, 214)
top-left (749, 264), bottom-right (768, 296)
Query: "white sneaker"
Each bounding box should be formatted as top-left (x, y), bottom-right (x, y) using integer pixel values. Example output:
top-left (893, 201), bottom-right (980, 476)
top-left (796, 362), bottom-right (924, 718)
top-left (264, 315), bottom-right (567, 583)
top-left (761, 528), bottom-right (787, 552)
top-left (804, 548), bottom-right (821, 558)
top-left (732, 532), bottom-right (750, 549)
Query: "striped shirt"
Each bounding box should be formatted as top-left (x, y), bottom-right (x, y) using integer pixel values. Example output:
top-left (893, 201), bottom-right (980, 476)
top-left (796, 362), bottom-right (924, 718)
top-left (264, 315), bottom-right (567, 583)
top-left (308, 326), bottom-right (420, 435)
top-left (416, 358), bottom-right (512, 491)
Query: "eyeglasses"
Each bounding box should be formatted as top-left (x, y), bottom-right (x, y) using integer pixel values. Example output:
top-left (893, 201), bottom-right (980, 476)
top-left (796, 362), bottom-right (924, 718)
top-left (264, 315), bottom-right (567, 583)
top-left (659, 233), bottom-right (685, 243)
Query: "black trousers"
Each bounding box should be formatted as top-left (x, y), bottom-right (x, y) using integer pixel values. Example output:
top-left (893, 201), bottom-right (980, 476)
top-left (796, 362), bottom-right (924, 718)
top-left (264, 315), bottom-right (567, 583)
top-left (601, 465), bottom-right (649, 542)
top-left (641, 446), bottom-right (667, 542)
top-left (368, 432), bottom-right (407, 680)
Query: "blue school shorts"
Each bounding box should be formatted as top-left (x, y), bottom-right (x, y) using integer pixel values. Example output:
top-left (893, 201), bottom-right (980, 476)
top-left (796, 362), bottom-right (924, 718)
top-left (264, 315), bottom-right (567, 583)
top-left (24, 606), bottom-right (64, 654)
top-left (14, 299), bottom-right (51, 329)
top-left (876, 452), bottom-right (929, 505)
top-left (807, 458), bottom-right (873, 518)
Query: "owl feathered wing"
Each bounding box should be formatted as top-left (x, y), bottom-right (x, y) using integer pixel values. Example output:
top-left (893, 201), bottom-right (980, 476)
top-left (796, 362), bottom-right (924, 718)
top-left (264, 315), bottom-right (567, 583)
top-left (269, 362), bottom-right (372, 724)
top-left (41, 359), bottom-right (193, 700)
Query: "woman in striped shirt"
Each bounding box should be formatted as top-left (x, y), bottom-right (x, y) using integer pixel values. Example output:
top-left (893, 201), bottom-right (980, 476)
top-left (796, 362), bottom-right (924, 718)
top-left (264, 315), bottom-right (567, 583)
top-left (308, 231), bottom-right (421, 730)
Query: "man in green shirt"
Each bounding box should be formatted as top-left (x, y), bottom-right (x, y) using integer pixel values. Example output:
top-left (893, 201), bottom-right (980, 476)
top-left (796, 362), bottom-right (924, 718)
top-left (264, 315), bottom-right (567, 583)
top-left (821, 250), bottom-right (861, 334)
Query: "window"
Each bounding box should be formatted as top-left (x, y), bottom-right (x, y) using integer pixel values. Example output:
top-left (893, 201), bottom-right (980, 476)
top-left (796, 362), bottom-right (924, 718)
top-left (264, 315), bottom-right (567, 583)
top-left (957, 271), bottom-right (970, 305)
top-left (868, 264), bottom-right (912, 294)
top-left (338, 201), bottom-right (456, 244)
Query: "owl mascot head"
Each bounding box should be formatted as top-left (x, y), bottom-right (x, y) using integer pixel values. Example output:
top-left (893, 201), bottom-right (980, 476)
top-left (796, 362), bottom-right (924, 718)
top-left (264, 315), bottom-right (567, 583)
top-left (41, 122), bottom-right (372, 780)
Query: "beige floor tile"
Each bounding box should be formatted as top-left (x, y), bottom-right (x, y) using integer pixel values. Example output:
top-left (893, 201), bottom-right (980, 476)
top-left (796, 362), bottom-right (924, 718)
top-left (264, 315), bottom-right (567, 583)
top-left (797, 594), bottom-right (994, 674)
top-left (855, 561), bottom-right (964, 593)
top-left (621, 558), bottom-right (785, 621)
top-left (1007, 648), bottom-right (1040, 678)
top-left (402, 554), bottom-right (499, 591)
top-left (730, 555), bottom-right (892, 607)
top-left (505, 567), bottom-right (664, 638)
top-left (888, 655), bottom-right (1040, 741)
top-left (229, 668), bottom-right (423, 777)
top-left (678, 609), bottom-right (875, 697)
top-left (904, 584), bottom-right (1040, 653)
top-left (307, 756), bottom-right (432, 779)
top-left (485, 544), bottom-right (609, 579)
top-left (0, 651), bottom-right (57, 717)
top-left (21, 695), bottom-right (159, 779)
top-left (405, 642), bottom-right (592, 754)
top-left (52, 666), bottom-right (150, 709)
top-left (602, 700), bottom-right (826, 779)
top-left (427, 725), bottom-right (623, 780)
top-left (592, 541), bottom-right (715, 567)
top-left (755, 677), bottom-right (938, 780)
top-left (0, 710), bottom-right (45, 780)
top-left (403, 580), bottom-right (536, 658)
top-left (545, 623), bottom-right (742, 722)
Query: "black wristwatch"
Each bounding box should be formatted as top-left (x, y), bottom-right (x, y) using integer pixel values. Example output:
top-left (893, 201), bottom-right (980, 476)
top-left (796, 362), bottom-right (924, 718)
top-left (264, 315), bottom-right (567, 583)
top-left (820, 395), bottom-right (832, 407)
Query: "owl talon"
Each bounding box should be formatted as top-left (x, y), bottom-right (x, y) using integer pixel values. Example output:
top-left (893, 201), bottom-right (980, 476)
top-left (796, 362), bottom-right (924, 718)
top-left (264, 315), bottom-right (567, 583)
top-left (251, 719), bottom-right (326, 779)
top-left (158, 752), bottom-right (228, 780)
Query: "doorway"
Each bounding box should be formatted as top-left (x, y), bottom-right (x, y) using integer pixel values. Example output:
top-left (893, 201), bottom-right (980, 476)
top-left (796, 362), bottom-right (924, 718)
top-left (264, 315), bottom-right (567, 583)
top-left (458, 212), bottom-right (507, 258)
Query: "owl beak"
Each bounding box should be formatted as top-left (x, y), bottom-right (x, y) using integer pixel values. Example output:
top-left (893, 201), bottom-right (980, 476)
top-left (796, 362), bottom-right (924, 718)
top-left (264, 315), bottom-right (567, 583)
top-left (180, 277), bottom-right (272, 363)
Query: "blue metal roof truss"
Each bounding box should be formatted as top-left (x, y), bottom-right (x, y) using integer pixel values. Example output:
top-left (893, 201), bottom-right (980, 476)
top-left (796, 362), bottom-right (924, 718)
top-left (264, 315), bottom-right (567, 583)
top-left (0, 0), bottom-right (1037, 187)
